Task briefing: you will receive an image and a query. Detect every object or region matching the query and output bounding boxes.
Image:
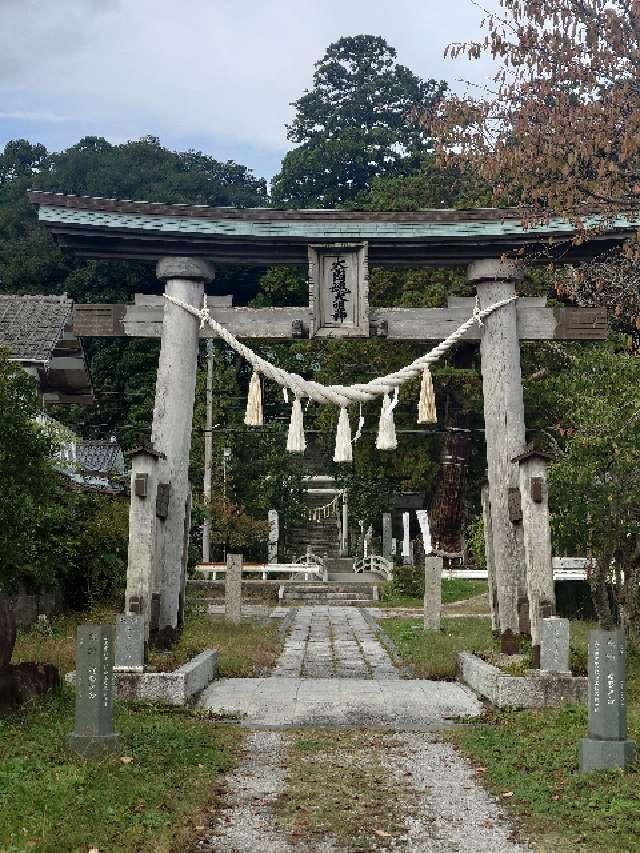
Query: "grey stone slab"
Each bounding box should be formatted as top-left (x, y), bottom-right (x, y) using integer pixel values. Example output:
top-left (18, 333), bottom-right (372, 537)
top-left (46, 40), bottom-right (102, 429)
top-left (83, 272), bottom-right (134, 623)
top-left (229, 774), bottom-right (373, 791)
top-left (424, 555), bottom-right (444, 631)
top-left (458, 651), bottom-right (587, 709)
top-left (540, 616), bottom-right (570, 674)
top-left (586, 627), bottom-right (628, 741)
top-left (67, 624), bottom-right (120, 756)
top-left (115, 613), bottom-right (145, 670)
top-left (225, 553), bottom-right (242, 624)
top-left (580, 736), bottom-right (636, 772)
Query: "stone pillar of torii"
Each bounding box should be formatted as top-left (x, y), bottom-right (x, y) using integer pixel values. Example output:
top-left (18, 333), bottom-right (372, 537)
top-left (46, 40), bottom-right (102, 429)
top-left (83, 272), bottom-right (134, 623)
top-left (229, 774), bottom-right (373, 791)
top-left (118, 250), bottom-right (594, 652)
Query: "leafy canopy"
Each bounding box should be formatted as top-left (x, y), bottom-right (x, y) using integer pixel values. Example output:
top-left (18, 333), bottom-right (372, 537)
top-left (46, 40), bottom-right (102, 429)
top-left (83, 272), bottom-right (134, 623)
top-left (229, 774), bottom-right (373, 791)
top-left (272, 35), bottom-right (446, 207)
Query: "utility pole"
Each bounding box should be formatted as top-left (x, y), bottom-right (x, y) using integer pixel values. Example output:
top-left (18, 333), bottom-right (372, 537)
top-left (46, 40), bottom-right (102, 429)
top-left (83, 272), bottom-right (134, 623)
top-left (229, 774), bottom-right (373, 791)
top-left (202, 340), bottom-right (214, 563)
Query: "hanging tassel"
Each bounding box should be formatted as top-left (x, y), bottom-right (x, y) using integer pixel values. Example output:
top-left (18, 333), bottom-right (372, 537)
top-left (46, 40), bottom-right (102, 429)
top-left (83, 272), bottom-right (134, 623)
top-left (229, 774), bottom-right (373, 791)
top-left (244, 371), bottom-right (263, 426)
top-left (376, 390), bottom-right (398, 450)
top-left (333, 407), bottom-right (353, 463)
top-left (286, 396), bottom-right (306, 453)
top-left (417, 366), bottom-right (437, 424)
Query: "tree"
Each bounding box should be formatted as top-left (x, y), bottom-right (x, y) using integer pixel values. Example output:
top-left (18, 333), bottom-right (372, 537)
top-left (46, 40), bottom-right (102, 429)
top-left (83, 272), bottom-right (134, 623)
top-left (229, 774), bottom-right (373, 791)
top-left (544, 341), bottom-right (640, 630)
top-left (272, 35), bottom-right (446, 207)
top-left (0, 350), bottom-right (57, 591)
top-left (431, 0), bottom-right (640, 326)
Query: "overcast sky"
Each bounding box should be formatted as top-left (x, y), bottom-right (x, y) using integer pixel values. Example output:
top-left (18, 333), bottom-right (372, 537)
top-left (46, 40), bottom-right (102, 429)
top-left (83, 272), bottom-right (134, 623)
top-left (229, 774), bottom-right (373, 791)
top-left (0, 0), bottom-right (498, 181)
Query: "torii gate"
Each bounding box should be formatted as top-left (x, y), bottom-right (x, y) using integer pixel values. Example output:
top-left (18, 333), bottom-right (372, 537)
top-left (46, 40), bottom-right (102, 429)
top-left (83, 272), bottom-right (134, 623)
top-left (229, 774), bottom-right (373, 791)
top-left (30, 192), bottom-right (616, 650)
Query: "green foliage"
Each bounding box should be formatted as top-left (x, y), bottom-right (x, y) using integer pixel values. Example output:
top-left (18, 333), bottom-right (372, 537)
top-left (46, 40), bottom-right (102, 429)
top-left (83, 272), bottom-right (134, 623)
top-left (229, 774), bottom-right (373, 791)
top-left (272, 36), bottom-right (446, 207)
top-left (203, 494), bottom-right (270, 561)
top-left (544, 342), bottom-right (640, 560)
top-left (0, 351), bottom-right (56, 592)
top-left (358, 154), bottom-right (491, 211)
top-left (252, 265), bottom-right (309, 307)
top-left (384, 563), bottom-right (426, 598)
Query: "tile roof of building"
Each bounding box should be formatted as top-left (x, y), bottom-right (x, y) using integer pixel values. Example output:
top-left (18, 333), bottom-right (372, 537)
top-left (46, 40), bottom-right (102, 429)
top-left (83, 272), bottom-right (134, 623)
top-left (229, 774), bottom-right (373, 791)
top-left (0, 294), bottom-right (73, 363)
top-left (75, 440), bottom-right (125, 475)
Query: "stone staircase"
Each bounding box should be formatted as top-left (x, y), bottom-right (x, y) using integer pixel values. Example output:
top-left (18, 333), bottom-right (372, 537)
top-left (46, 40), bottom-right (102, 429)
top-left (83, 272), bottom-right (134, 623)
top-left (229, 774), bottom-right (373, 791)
top-left (287, 519), bottom-right (341, 559)
top-left (280, 581), bottom-right (379, 606)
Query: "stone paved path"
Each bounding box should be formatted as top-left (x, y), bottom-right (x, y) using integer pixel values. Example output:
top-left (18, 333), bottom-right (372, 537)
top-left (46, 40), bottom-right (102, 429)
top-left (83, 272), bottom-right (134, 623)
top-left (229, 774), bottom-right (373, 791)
top-left (199, 606), bottom-right (481, 728)
top-left (198, 675), bottom-right (481, 728)
top-left (274, 605), bottom-right (399, 679)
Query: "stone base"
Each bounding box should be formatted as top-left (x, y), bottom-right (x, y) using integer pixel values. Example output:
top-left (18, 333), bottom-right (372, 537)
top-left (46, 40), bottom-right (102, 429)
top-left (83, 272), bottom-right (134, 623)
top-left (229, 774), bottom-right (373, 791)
top-left (66, 732), bottom-right (121, 758)
top-left (457, 651), bottom-right (588, 709)
top-left (579, 737), bottom-right (636, 773)
top-left (66, 649), bottom-right (218, 707)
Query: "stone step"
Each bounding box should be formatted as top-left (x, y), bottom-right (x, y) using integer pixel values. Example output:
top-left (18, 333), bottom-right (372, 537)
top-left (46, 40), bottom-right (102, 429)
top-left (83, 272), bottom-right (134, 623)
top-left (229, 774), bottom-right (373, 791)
top-left (282, 589), bottom-right (373, 598)
top-left (282, 599), bottom-right (373, 606)
top-left (328, 571), bottom-right (380, 582)
top-left (282, 583), bottom-right (377, 592)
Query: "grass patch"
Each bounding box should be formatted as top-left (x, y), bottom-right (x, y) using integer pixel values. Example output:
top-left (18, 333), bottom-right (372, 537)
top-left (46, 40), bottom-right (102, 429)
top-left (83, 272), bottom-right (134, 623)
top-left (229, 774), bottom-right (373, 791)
top-left (449, 702), bottom-right (640, 852)
top-left (149, 612), bottom-right (283, 677)
top-left (0, 690), bottom-right (242, 853)
top-left (381, 616), bottom-right (494, 680)
top-left (434, 623), bottom-right (640, 850)
top-left (275, 730), bottom-right (414, 850)
top-left (382, 614), bottom-right (594, 681)
top-left (12, 606), bottom-right (119, 674)
top-left (13, 608), bottom-right (283, 678)
top-left (378, 579), bottom-right (488, 609)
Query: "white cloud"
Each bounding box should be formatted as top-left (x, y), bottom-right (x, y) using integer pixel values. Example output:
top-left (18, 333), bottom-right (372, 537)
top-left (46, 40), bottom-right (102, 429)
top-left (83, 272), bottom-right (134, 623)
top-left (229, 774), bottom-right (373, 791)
top-left (0, 0), bottom-right (499, 176)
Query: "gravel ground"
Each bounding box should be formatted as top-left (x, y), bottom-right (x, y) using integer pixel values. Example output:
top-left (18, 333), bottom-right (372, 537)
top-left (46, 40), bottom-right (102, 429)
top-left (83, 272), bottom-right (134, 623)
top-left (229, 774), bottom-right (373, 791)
top-left (198, 730), bottom-right (530, 853)
top-left (381, 733), bottom-right (531, 852)
top-left (195, 730), bottom-right (337, 853)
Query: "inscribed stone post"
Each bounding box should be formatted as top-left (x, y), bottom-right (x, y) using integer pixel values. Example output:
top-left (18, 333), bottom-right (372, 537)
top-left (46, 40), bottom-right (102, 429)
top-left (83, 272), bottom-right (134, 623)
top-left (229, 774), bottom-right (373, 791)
top-left (151, 257), bottom-right (214, 635)
top-left (115, 613), bottom-right (145, 671)
top-left (268, 510), bottom-right (279, 564)
top-left (67, 625), bottom-right (120, 757)
top-left (225, 553), bottom-right (243, 624)
top-left (424, 556), bottom-right (443, 631)
top-left (516, 450), bottom-right (555, 661)
top-left (470, 260), bottom-right (527, 651)
top-left (540, 617), bottom-right (570, 675)
top-left (579, 627), bottom-right (636, 772)
top-left (402, 512), bottom-right (411, 565)
top-left (382, 513), bottom-right (393, 560)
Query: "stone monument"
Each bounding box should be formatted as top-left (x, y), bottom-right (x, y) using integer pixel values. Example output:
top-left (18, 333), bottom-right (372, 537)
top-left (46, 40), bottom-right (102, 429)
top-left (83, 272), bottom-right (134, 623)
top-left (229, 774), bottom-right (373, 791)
top-left (579, 627), bottom-right (636, 772)
top-left (268, 510), bottom-right (279, 564)
top-left (225, 553), bottom-right (243, 624)
top-left (540, 617), bottom-right (570, 675)
top-left (424, 556), bottom-right (444, 632)
top-left (115, 613), bottom-right (145, 672)
top-left (67, 624), bottom-right (120, 757)
top-left (382, 513), bottom-right (393, 561)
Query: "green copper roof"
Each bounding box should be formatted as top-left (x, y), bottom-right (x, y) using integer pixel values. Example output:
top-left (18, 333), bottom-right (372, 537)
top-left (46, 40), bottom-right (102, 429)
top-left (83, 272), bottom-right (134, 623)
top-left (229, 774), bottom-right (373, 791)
top-left (37, 203), bottom-right (639, 240)
top-left (30, 192), bottom-right (639, 265)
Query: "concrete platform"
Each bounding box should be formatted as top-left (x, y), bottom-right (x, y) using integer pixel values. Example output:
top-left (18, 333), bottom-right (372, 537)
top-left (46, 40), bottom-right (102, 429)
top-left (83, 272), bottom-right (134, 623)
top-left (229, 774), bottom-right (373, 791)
top-left (197, 676), bottom-right (483, 729)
